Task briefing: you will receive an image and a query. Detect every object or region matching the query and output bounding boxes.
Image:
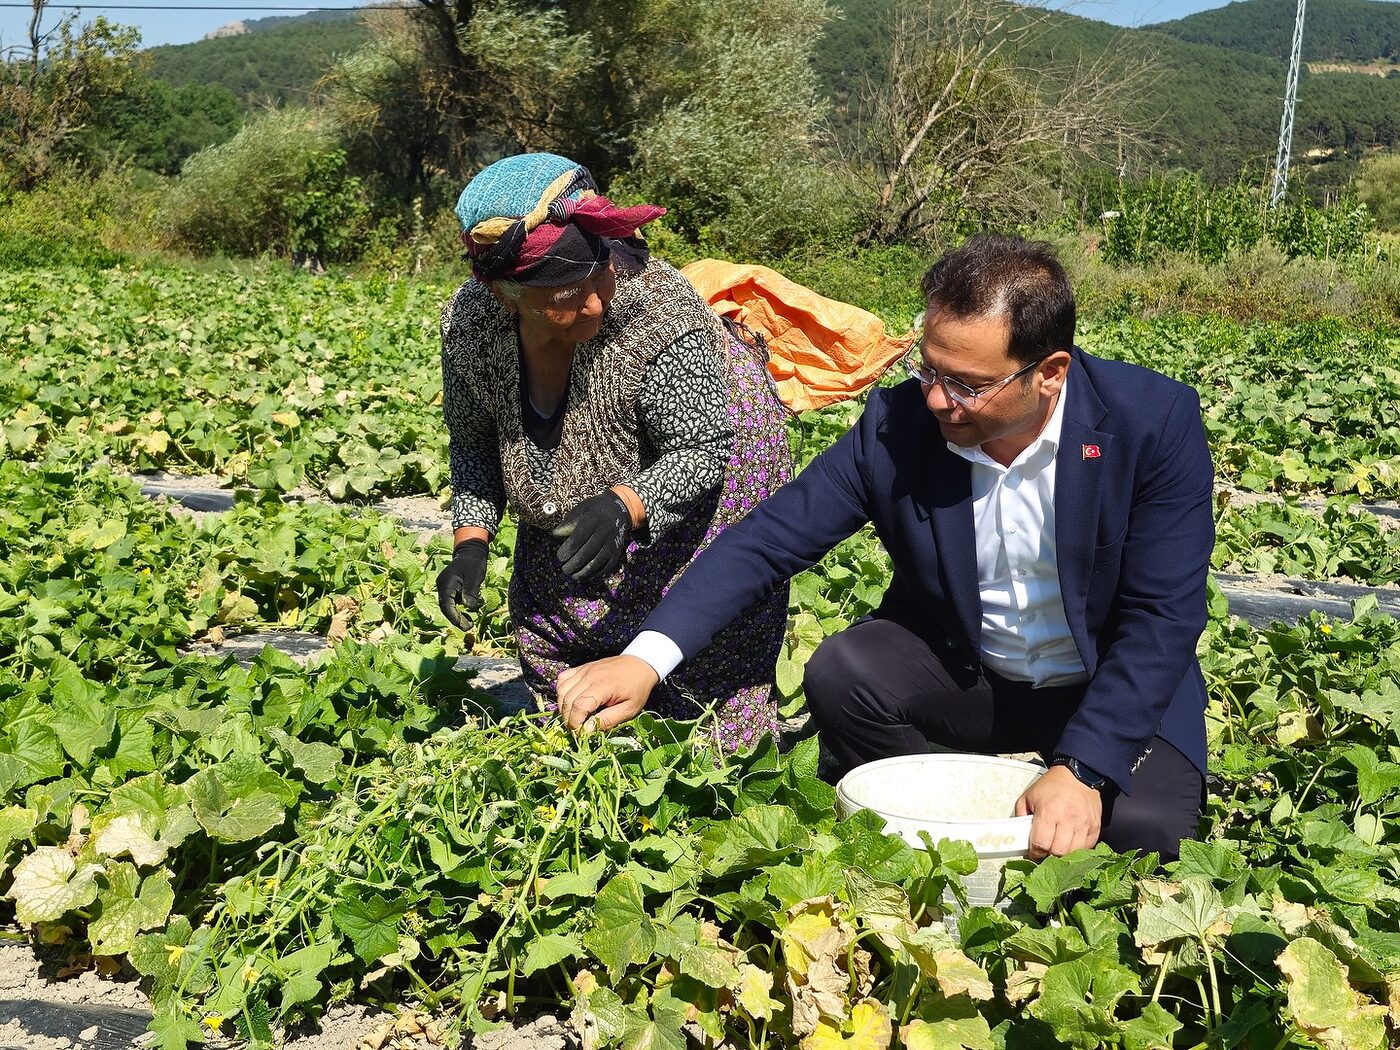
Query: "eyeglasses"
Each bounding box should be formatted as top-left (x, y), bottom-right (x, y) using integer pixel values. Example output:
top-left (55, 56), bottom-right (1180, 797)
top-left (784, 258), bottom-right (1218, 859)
top-left (903, 353), bottom-right (1047, 408)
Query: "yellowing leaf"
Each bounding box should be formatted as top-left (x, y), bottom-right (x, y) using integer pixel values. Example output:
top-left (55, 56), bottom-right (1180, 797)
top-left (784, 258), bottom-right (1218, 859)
top-left (1277, 710), bottom-right (1323, 747)
top-left (800, 999), bottom-right (892, 1050)
top-left (140, 430), bottom-right (170, 455)
top-left (271, 410), bottom-right (301, 428)
top-left (902, 1014), bottom-right (994, 1050)
top-left (1277, 937), bottom-right (1388, 1050)
top-left (734, 963), bottom-right (780, 1022)
top-left (7, 847), bottom-right (102, 924)
top-left (930, 950), bottom-right (994, 1001)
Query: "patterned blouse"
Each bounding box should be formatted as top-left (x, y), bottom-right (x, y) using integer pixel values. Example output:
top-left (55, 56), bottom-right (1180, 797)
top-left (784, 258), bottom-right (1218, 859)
top-left (442, 327), bottom-right (733, 541)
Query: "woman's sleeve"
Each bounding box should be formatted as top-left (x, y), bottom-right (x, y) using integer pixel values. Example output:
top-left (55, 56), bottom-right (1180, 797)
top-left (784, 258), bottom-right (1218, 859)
top-left (441, 311), bottom-right (506, 534)
top-left (625, 329), bottom-right (733, 541)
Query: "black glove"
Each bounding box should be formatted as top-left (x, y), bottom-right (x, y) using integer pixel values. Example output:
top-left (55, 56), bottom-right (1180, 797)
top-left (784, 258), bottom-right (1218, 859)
top-left (436, 538), bottom-right (488, 629)
top-left (551, 490), bottom-right (632, 583)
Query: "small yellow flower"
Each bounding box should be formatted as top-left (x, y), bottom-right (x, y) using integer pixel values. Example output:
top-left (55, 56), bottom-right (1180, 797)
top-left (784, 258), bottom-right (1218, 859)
top-left (555, 779), bottom-right (572, 795)
top-left (241, 964), bottom-right (260, 984)
top-left (165, 944), bottom-right (184, 964)
top-left (264, 877), bottom-right (280, 891)
top-left (637, 815), bottom-right (655, 834)
top-left (203, 907), bottom-right (218, 923)
top-left (1320, 624), bottom-right (1332, 635)
top-left (202, 1014), bottom-right (225, 1033)
top-left (534, 803), bottom-right (557, 822)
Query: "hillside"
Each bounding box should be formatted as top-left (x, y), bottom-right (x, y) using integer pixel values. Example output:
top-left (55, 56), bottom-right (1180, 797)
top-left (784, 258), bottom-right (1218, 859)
top-left (821, 0), bottom-right (1400, 181)
top-left (135, 0), bottom-right (1400, 185)
top-left (1149, 0), bottom-right (1400, 62)
top-left (145, 9), bottom-right (369, 105)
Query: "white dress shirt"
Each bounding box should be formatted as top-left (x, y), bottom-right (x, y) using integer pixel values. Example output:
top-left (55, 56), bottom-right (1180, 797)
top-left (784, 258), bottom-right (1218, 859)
top-left (948, 379), bottom-right (1087, 687)
top-left (626, 380), bottom-right (1088, 687)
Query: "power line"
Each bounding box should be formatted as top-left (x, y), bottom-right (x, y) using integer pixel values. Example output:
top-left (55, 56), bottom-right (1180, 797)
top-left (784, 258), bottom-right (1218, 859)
top-left (0, 3), bottom-right (379, 9)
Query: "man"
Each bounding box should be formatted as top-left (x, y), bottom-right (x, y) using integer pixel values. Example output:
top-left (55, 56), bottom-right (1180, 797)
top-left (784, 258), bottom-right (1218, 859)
top-left (557, 234), bottom-right (1214, 863)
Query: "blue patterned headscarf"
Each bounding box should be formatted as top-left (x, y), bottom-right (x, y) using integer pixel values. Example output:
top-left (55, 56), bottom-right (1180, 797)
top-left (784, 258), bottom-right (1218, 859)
top-left (455, 152), bottom-right (665, 286)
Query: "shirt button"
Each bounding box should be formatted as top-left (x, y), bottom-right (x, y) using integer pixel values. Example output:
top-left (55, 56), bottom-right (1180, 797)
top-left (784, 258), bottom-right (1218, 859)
top-left (1008, 524), bottom-right (1019, 534)
top-left (543, 501), bottom-right (558, 516)
top-left (1016, 569), bottom-right (1027, 577)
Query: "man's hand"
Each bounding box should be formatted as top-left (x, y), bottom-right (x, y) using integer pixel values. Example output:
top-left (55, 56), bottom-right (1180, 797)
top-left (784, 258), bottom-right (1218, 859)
top-left (557, 656), bottom-right (658, 734)
top-left (1016, 765), bottom-right (1103, 860)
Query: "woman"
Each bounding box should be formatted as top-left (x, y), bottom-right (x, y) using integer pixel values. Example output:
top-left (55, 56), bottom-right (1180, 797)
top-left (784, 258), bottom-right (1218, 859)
top-left (435, 152), bottom-right (791, 750)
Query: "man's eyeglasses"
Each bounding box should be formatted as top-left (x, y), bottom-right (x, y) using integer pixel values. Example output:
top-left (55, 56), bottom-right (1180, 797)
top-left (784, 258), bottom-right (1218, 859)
top-left (903, 354), bottom-right (1047, 409)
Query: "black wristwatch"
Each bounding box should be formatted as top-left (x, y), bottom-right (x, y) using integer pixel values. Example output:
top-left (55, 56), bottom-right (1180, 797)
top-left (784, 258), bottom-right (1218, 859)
top-left (1050, 754), bottom-right (1108, 791)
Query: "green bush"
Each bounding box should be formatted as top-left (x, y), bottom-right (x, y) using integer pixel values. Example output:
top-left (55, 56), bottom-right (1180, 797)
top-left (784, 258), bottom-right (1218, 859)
top-left (1102, 174), bottom-right (1265, 265)
top-left (286, 150), bottom-right (371, 263)
top-left (1355, 152), bottom-right (1400, 231)
top-left (0, 167), bottom-right (164, 269)
top-left (1267, 194), bottom-right (1372, 260)
top-left (161, 108), bottom-right (342, 257)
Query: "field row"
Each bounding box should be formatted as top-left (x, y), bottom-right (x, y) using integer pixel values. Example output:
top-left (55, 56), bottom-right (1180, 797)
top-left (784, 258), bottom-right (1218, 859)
top-left (1, 463), bottom-right (1398, 1047)
top-left (5, 269), bottom-right (1400, 502)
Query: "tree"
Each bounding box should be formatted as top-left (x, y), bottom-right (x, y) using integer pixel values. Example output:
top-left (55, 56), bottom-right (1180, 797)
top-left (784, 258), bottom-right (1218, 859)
top-left (0, 0), bottom-right (142, 188)
top-left (626, 0), bottom-right (842, 255)
top-left (850, 0), bottom-right (1154, 246)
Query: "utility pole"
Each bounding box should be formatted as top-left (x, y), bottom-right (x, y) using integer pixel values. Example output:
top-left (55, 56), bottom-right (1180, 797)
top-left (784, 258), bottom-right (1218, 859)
top-left (1269, 0), bottom-right (1307, 208)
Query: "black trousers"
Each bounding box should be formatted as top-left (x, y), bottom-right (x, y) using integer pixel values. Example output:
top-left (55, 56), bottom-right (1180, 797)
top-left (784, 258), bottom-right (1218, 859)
top-left (804, 616), bottom-right (1204, 863)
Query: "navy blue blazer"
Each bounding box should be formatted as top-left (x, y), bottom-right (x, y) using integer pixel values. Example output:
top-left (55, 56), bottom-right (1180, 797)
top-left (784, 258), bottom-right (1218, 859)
top-left (642, 347), bottom-right (1216, 793)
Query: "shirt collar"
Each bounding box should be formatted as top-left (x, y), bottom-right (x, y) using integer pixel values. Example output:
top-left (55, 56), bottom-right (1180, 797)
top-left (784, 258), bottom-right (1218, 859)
top-left (948, 374), bottom-right (1071, 469)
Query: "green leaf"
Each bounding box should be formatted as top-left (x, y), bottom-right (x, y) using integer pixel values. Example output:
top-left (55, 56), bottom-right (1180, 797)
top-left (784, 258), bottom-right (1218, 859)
top-left (266, 728), bottom-right (343, 785)
top-left (0, 805), bottom-right (39, 867)
top-left (275, 941), bottom-right (334, 1010)
top-left (148, 1010), bottom-right (207, 1050)
top-left (90, 863), bottom-right (175, 956)
top-left (46, 659), bottom-right (116, 766)
top-left (6, 846), bottom-right (102, 924)
top-left (520, 932), bottom-right (584, 976)
top-left (188, 766), bottom-right (287, 843)
top-left (1121, 1002), bottom-right (1182, 1050)
top-left (541, 855), bottom-right (608, 901)
top-left (1022, 848), bottom-right (1115, 913)
top-left (331, 889), bottom-right (412, 964)
top-left (1277, 937), bottom-right (1389, 1050)
top-left (583, 873), bottom-right (656, 981)
top-left (766, 854), bottom-right (844, 910)
top-left (701, 804), bottom-right (807, 877)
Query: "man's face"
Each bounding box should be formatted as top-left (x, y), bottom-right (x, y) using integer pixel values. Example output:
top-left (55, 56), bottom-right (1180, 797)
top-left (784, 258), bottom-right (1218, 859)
top-left (917, 308), bottom-right (1067, 455)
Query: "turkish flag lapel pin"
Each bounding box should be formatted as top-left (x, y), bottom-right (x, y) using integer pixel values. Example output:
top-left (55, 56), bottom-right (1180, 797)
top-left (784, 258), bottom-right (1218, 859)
top-left (1082, 444), bottom-right (1101, 460)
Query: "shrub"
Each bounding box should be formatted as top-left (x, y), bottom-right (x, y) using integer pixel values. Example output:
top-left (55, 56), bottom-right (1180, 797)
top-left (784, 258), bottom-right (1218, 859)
top-left (161, 108), bottom-right (341, 257)
top-left (1355, 152), bottom-right (1400, 231)
top-left (0, 167), bottom-right (164, 270)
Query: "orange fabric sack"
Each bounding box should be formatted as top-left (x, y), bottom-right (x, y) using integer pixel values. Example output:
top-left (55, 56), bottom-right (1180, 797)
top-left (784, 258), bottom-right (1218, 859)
top-left (681, 259), bottom-right (915, 414)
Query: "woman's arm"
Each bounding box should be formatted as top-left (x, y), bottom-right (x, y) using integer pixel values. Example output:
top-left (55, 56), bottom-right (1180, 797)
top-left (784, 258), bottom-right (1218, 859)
top-left (441, 340), bottom-right (507, 537)
top-left (623, 329), bottom-right (733, 540)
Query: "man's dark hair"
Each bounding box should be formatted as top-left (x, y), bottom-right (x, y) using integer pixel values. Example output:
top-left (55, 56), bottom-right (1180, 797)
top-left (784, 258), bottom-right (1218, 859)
top-left (920, 234), bottom-right (1075, 366)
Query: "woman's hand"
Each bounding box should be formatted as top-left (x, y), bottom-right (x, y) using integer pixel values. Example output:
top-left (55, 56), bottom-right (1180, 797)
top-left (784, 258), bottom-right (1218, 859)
top-left (551, 490), bottom-right (633, 581)
top-left (436, 538), bottom-right (489, 629)
top-left (557, 656), bottom-right (658, 733)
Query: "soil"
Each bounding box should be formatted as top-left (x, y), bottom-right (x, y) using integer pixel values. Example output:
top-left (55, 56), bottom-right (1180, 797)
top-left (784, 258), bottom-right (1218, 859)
top-left (0, 940), bottom-right (576, 1050)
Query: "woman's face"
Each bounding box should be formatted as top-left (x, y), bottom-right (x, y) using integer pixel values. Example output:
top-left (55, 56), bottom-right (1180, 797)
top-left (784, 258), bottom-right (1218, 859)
top-left (512, 264), bottom-right (617, 345)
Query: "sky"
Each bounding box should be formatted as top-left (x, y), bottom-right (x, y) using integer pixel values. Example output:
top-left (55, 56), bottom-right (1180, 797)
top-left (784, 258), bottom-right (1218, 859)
top-left (0, 0), bottom-right (1315, 56)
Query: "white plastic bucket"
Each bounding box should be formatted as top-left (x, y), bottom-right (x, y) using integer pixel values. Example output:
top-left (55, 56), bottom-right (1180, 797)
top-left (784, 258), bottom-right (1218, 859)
top-left (835, 753), bottom-right (1045, 909)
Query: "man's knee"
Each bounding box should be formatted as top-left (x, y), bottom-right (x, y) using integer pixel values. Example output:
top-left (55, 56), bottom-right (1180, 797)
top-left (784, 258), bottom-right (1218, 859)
top-left (803, 629), bottom-right (867, 721)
